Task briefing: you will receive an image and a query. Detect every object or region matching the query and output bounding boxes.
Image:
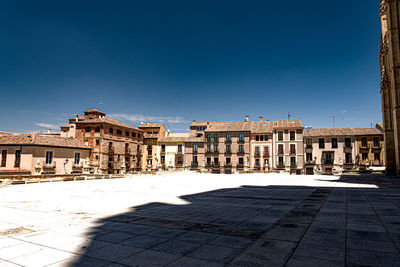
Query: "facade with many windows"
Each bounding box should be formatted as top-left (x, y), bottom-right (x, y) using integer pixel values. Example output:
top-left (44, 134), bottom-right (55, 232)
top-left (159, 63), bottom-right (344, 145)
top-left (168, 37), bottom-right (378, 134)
top-left (0, 133), bottom-right (91, 175)
top-left (139, 122), bottom-right (165, 171)
top-left (157, 133), bottom-right (189, 170)
top-left (61, 109), bottom-right (143, 174)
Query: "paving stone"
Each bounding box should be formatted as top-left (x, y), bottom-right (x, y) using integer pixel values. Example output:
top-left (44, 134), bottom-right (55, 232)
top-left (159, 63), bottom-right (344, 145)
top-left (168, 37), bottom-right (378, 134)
top-left (0, 242), bottom-right (44, 260)
top-left (346, 249), bottom-right (400, 266)
top-left (0, 260), bottom-right (22, 267)
top-left (175, 231), bottom-right (219, 244)
top-left (209, 235), bottom-right (253, 249)
top-left (347, 230), bottom-right (391, 242)
top-left (346, 238), bottom-right (398, 253)
top-left (306, 226), bottom-right (345, 239)
top-left (147, 228), bottom-right (188, 239)
top-left (120, 235), bottom-right (169, 249)
top-left (9, 247), bottom-right (74, 267)
top-left (166, 256), bottom-right (223, 267)
top-left (87, 243), bottom-right (143, 261)
top-left (118, 249), bottom-right (179, 266)
top-left (261, 222), bottom-right (309, 242)
top-left (187, 244), bottom-right (241, 263)
top-left (94, 231), bottom-right (135, 243)
top-left (151, 239), bottom-right (202, 255)
top-left (286, 255), bottom-right (343, 267)
top-left (228, 239), bottom-right (296, 266)
top-left (51, 255), bottom-right (112, 266)
top-left (293, 240), bottom-right (345, 261)
top-left (347, 223), bottom-right (386, 233)
top-left (299, 233), bottom-right (344, 249)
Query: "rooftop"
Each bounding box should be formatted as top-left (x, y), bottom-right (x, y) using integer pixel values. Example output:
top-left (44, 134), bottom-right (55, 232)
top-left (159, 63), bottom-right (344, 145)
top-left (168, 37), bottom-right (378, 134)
top-left (0, 134), bottom-right (91, 149)
top-left (304, 127), bottom-right (383, 137)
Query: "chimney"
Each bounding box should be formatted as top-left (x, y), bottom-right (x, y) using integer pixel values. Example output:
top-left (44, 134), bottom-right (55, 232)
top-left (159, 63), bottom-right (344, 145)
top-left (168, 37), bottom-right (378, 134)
top-left (75, 115), bottom-right (79, 122)
top-left (245, 115), bottom-right (249, 122)
top-left (193, 120), bottom-right (196, 123)
top-left (259, 116), bottom-right (263, 122)
top-left (47, 129), bottom-right (51, 134)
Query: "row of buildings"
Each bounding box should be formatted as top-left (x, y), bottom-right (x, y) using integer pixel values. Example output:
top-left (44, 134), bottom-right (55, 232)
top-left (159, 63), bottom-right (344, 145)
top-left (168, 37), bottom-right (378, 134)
top-left (0, 109), bottom-right (385, 176)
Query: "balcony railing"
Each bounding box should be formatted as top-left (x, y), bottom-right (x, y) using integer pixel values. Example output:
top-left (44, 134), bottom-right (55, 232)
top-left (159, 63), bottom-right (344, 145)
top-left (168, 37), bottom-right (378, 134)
top-left (305, 145), bottom-right (312, 149)
top-left (305, 160), bottom-right (314, 165)
top-left (191, 162), bottom-right (198, 167)
top-left (43, 161), bottom-right (56, 168)
top-left (125, 148), bottom-right (131, 155)
top-left (290, 150), bottom-right (296, 154)
top-left (277, 150), bottom-right (284, 154)
top-left (108, 147), bottom-right (114, 155)
top-left (254, 152), bottom-right (261, 158)
top-left (323, 160), bottom-right (334, 165)
top-left (237, 139), bottom-right (245, 144)
top-left (73, 162), bottom-right (83, 168)
top-left (224, 163), bottom-right (232, 168)
top-left (263, 153), bottom-right (270, 157)
top-left (225, 139), bottom-right (232, 144)
top-left (276, 164), bottom-right (285, 169)
top-left (290, 164), bottom-right (297, 169)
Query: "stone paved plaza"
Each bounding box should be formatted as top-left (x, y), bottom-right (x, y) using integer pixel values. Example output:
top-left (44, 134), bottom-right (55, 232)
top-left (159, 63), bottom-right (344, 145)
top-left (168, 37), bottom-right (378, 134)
top-left (1, 172), bottom-right (400, 266)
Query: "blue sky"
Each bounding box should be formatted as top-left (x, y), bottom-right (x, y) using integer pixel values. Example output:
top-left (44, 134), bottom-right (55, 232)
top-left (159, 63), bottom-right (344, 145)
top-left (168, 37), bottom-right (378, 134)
top-left (0, 0), bottom-right (382, 133)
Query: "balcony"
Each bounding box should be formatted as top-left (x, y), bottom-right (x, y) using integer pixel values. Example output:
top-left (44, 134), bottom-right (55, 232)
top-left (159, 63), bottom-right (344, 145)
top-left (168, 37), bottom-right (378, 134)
top-left (263, 153), bottom-right (270, 158)
top-left (290, 164), bottom-right (297, 169)
top-left (305, 160), bottom-right (314, 165)
top-left (359, 144), bottom-right (370, 152)
top-left (276, 164), bottom-right (285, 169)
top-left (289, 150), bottom-right (296, 155)
top-left (125, 148), bottom-right (131, 155)
top-left (237, 151), bottom-right (245, 156)
top-left (277, 150), bottom-right (284, 155)
top-left (224, 151), bottom-right (232, 156)
top-left (177, 149), bottom-right (183, 154)
top-left (322, 160), bottom-right (334, 165)
top-left (72, 162), bottom-right (83, 168)
top-left (108, 147), bottom-right (114, 155)
top-left (224, 163), bottom-right (232, 168)
top-left (225, 139), bottom-right (232, 144)
top-left (372, 144), bottom-right (382, 151)
top-left (237, 139), bottom-right (245, 144)
top-left (236, 164), bottom-right (244, 170)
top-left (305, 145), bottom-right (313, 149)
top-left (191, 162), bottom-right (198, 167)
top-left (42, 161), bottom-right (56, 169)
top-left (254, 152), bottom-right (261, 158)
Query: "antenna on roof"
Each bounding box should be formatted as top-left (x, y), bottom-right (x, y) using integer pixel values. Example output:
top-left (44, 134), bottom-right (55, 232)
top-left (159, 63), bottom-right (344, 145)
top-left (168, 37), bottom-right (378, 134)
top-left (331, 116), bottom-right (335, 128)
top-left (288, 112), bottom-right (291, 119)
top-left (370, 123), bottom-right (373, 128)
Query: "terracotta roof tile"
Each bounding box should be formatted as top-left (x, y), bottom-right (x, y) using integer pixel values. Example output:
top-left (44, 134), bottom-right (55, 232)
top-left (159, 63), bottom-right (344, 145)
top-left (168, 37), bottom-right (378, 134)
top-left (74, 117), bottom-right (142, 131)
top-left (0, 134), bottom-right (91, 149)
top-left (304, 127), bottom-right (382, 137)
top-left (274, 119), bottom-right (303, 128)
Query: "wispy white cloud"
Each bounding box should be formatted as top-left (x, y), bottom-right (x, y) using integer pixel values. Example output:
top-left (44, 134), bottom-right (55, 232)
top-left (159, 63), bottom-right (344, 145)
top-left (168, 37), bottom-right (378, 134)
top-left (109, 113), bottom-right (188, 124)
top-left (34, 122), bottom-right (60, 130)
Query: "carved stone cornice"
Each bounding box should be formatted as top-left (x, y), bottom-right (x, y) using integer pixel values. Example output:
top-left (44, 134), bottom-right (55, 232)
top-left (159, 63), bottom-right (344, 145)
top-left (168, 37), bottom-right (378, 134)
top-left (381, 66), bottom-right (391, 91)
top-left (380, 1), bottom-right (387, 17)
top-left (379, 33), bottom-right (389, 59)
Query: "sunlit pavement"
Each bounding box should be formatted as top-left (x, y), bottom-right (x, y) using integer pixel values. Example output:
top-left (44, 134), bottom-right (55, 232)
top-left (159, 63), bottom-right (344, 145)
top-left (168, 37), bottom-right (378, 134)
top-left (1, 171), bottom-right (400, 266)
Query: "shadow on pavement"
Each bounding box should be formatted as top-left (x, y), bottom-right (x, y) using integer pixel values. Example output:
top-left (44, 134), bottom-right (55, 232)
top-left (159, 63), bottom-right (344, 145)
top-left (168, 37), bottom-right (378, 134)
top-left (66, 174), bottom-right (400, 266)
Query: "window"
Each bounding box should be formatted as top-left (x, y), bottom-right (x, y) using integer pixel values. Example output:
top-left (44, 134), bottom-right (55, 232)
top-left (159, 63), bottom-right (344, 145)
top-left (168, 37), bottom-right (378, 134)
top-left (255, 158), bottom-right (260, 166)
top-left (278, 144), bottom-right (284, 153)
top-left (45, 151), bottom-right (53, 165)
top-left (374, 153), bottom-right (380, 162)
top-left (306, 138), bottom-right (312, 148)
top-left (161, 144), bottom-right (166, 152)
top-left (207, 157), bottom-right (211, 165)
top-left (176, 154), bottom-right (183, 164)
top-left (226, 157), bottom-right (231, 165)
top-left (362, 138), bottom-right (367, 147)
top-left (14, 150), bottom-right (21, 168)
top-left (74, 153), bottom-right (80, 165)
top-left (214, 144), bottom-right (218, 152)
top-left (290, 144), bottom-right (296, 154)
top-left (278, 131), bottom-right (283, 141)
top-left (109, 128), bottom-right (113, 134)
top-left (126, 131), bottom-right (130, 136)
top-left (319, 138), bottom-right (325, 149)
top-left (373, 137), bottom-right (379, 147)
top-left (255, 146), bottom-right (260, 155)
top-left (324, 152), bottom-right (333, 164)
top-left (345, 138), bottom-right (351, 147)
top-left (197, 126), bottom-right (206, 131)
top-left (290, 131), bottom-right (295, 141)
top-left (96, 140), bottom-right (100, 146)
top-left (178, 144), bottom-right (183, 152)
top-left (261, 135), bottom-right (264, 141)
top-left (193, 155), bottom-right (198, 164)
top-left (193, 144), bottom-right (198, 152)
top-left (214, 157), bottom-right (219, 165)
top-left (331, 138), bottom-right (338, 148)
top-left (109, 142), bottom-right (113, 149)
top-left (290, 157), bottom-right (296, 166)
top-left (138, 133), bottom-right (140, 138)
top-left (362, 153), bottom-right (368, 161)
top-left (86, 127), bottom-right (91, 132)
top-left (207, 145), bottom-right (211, 152)
top-left (226, 145), bottom-right (231, 152)
top-left (95, 155), bottom-right (99, 160)
top-left (256, 135), bottom-right (259, 141)
top-left (239, 157), bottom-right (244, 165)
top-left (117, 130), bottom-right (122, 135)
top-left (1, 150), bottom-right (6, 167)
top-left (264, 146), bottom-right (269, 156)
top-left (207, 134), bottom-right (211, 142)
top-left (239, 145), bottom-right (244, 152)
top-left (306, 153), bottom-right (313, 162)
top-left (132, 132), bottom-right (136, 137)
top-left (226, 133), bottom-right (231, 141)
top-left (278, 156), bottom-right (284, 166)
top-left (345, 153), bottom-right (352, 164)
top-left (239, 133), bottom-right (244, 141)
top-left (264, 135), bottom-right (268, 141)
top-left (95, 126), bottom-right (101, 132)
top-left (214, 134), bottom-right (218, 142)
top-left (153, 131), bottom-right (159, 134)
